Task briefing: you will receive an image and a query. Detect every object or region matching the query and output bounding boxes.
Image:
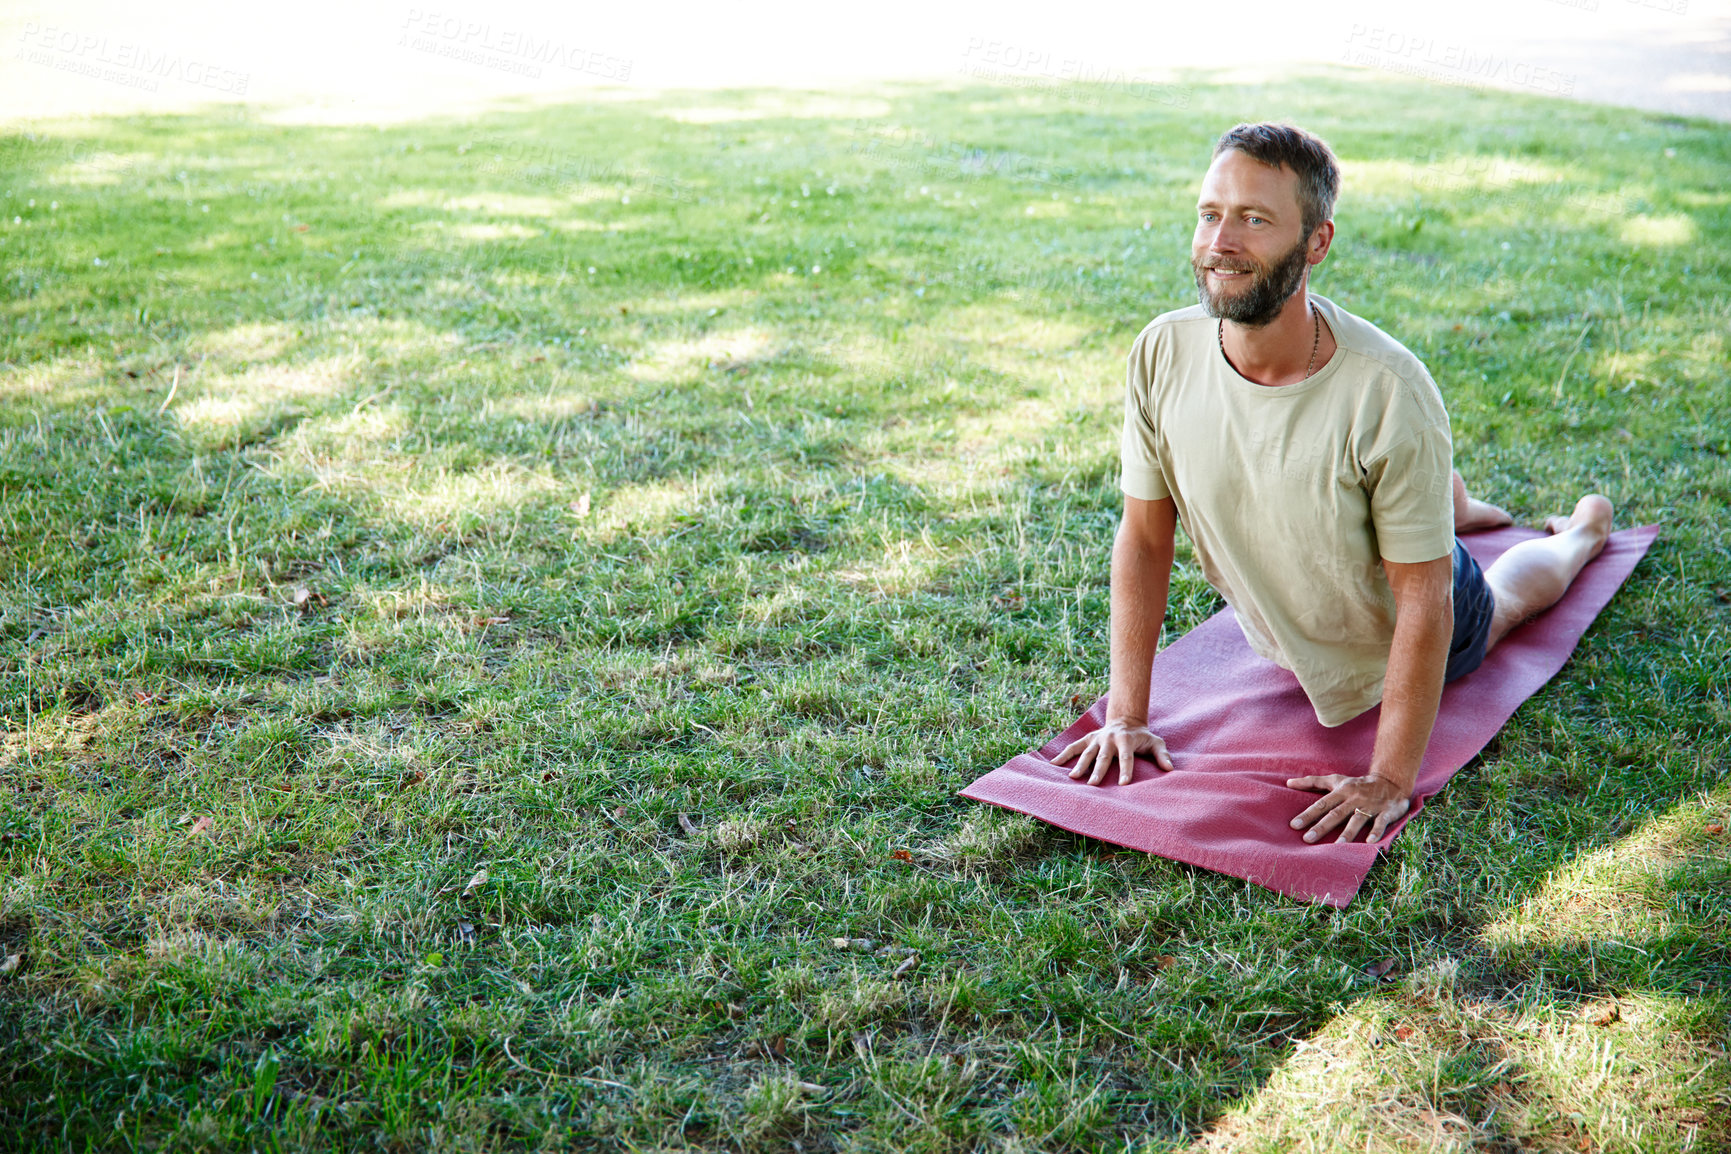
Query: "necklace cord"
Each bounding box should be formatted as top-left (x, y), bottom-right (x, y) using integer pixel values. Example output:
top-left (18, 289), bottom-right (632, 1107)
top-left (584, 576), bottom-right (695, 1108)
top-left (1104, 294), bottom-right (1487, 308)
top-left (1218, 300), bottom-right (1322, 381)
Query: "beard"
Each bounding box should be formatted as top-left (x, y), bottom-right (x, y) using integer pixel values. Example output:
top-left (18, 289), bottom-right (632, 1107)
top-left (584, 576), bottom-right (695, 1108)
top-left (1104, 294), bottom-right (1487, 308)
top-left (1193, 235), bottom-right (1312, 328)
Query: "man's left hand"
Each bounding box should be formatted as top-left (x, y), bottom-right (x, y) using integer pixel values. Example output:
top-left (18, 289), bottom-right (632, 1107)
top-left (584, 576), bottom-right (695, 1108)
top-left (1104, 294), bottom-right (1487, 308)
top-left (1286, 773), bottom-right (1412, 844)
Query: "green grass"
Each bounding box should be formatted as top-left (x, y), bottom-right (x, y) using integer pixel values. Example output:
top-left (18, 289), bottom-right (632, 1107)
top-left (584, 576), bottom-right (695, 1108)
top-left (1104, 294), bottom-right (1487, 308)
top-left (0, 71), bottom-right (1727, 1152)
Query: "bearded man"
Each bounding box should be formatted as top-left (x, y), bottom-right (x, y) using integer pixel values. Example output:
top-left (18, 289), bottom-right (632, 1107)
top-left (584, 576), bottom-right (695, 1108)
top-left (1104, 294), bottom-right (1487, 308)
top-left (1053, 122), bottom-right (1615, 845)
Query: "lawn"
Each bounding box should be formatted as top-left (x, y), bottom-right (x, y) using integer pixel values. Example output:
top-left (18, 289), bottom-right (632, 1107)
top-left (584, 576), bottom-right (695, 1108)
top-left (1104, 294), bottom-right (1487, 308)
top-left (0, 71), bottom-right (1727, 1152)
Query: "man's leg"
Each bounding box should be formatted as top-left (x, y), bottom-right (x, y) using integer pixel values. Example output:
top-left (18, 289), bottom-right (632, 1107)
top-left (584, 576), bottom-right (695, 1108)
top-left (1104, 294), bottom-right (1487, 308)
top-left (1453, 470), bottom-right (1514, 532)
top-left (1483, 494), bottom-right (1616, 650)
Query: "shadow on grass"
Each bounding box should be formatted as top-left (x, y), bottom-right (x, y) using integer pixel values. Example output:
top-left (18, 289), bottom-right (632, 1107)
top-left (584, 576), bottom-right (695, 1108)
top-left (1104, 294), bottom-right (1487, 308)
top-left (0, 74), bottom-right (1727, 1151)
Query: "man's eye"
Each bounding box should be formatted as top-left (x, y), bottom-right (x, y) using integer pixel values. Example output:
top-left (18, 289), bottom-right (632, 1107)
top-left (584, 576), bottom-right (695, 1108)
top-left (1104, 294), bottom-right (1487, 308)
top-left (1248, 216), bottom-right (1266, 225)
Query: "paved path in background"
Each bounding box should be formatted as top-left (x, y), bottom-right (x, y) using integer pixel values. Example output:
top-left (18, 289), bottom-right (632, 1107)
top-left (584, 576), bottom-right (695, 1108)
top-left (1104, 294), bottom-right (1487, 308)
top-left (2, 1), bottom-right (1726, 126)
top-left (1468, 22), bottom-right (1730, 122)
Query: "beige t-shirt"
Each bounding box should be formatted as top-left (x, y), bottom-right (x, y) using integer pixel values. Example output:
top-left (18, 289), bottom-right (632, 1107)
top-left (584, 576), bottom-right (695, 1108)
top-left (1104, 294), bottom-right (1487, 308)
top-left (1119, 294), bottom-right (1456, 727)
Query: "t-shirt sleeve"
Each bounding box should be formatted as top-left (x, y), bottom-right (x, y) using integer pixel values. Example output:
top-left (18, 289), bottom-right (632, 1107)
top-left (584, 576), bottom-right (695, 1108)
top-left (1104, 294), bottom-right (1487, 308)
top-left (1118, 332), bottom-right (1171, 501)
top-left (1364, 419), bottom-right (1455, 563)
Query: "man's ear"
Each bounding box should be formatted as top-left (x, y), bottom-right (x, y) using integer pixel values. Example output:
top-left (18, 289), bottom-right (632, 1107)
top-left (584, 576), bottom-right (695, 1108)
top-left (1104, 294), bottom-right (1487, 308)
top-left (1308, 219), bottom-right (1336, 265)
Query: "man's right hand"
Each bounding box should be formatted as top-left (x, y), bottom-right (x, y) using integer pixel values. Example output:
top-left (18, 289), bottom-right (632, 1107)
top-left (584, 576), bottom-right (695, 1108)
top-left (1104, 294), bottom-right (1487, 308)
top-left (1051, 720), bottom-right (1174, 786)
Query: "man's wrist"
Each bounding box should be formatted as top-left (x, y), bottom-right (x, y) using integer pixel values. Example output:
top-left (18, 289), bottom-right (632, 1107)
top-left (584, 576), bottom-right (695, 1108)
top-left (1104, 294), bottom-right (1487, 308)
top-left (1364, 767), bottom-right (1416, 796)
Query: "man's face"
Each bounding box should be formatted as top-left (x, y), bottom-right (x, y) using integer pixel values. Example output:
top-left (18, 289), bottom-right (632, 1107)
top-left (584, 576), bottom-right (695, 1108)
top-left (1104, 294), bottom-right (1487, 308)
top-left (1191, 149), bottom-right (1317, 328)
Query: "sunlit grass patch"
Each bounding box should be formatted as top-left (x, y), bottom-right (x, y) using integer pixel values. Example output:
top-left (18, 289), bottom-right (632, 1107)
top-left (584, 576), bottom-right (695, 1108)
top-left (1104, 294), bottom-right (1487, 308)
top-left (1197, 967), bottom-right (1726, 1154)
top-left (1483, 782), bottom-right (1731, 958)
top-left (1618, 213), bottom-right (1700, 247)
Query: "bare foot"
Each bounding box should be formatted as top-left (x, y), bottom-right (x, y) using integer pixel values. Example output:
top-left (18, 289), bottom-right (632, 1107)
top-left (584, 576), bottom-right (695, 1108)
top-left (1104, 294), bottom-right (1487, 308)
top-left (1543, 494), bottom-right (1614, 559)
top-left (1452, 471), bottom-right (1515, 532)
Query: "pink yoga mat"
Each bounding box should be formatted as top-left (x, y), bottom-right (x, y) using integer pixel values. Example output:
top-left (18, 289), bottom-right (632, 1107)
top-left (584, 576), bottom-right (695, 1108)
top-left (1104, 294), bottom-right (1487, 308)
top-left (960, 525), bottom-right (1659, 907)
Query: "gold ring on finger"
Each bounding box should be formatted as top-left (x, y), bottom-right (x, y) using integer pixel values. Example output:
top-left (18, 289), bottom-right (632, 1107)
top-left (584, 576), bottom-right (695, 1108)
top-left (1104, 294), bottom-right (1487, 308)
top-left (1353, 808), bottom-right (1375, 819)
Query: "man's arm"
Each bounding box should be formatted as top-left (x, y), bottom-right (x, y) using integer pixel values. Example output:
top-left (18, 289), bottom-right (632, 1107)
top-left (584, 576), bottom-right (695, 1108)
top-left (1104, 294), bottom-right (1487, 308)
top-left (1287, 553), bottom-right (1453, 842)
top-left (1052, 495), bottom-right (1178, 786)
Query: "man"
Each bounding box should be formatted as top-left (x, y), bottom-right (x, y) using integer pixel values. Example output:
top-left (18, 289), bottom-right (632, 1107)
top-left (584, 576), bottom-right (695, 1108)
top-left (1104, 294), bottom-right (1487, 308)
top-left (1053, 122), bottom-right (1615, 846)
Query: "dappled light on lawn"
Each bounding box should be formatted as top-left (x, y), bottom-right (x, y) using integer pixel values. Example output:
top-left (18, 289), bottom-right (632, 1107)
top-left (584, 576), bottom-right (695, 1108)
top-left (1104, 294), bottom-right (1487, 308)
top-left (1482, 780), bottom-right (1730, 956)
top-left (175, 357), bottom-right (358, 443)
top-left (1193, 974), bottom-right (1719, 1153)
top-left (623, 326), bottom-right (781, 384)
top-left (1618, 213), bottom-right (1701, 247)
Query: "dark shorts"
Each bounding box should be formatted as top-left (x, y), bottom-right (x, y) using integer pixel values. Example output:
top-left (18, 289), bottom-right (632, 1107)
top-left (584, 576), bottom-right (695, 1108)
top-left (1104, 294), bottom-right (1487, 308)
top-left (1444, 538), bottom-right (1497, 682)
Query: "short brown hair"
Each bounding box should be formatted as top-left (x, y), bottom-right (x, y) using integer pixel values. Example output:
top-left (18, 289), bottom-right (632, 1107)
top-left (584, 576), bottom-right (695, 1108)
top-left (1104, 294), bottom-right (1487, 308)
top-left (1212, 123), bottom-right (1340, 238)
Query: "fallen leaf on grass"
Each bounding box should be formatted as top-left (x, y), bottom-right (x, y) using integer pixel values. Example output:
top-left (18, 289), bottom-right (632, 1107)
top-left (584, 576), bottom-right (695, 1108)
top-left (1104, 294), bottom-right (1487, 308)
top-left (461, 868), bottom-right (489, 898)
top-left (291, 586), bottom-right (327, 610)
top-left (1393, 1025), bottom-right (1415, 1041)
top-left (832, 938), bottom-right (877, 952)
top-left (890, 849), bottom-right (912, 862)
top-left (677, 813), bottom-right (701, 836)
top-left (892, 954), bottom-right (919, 979)
top-left (1152, 954), bottom-right (1178, 970)
top-left (574, 493), bottom-right (591, 518)
top-left (744, 1036), bottom-right (786, 1060)
top-left (188, 816), bottom-right (214, 837)
top-left (0, 954), bottom-right (21, 975)
top-left (611, 805), bottom-right (627, 820)
top-left (398, 769), bottom-right (426, 790)
top-left (475, 614), bottom-right (511, 627)
top-left (541, 769), bottom-right (561, 783)
top-left (797, 1081), bottom-right (825, 1094)
top-left (456, 921), bottom-right (476, 946)
top-left (1364, 958), bottom-right (1398, 981)
top-left (1706, 824), bottom-right (1724, 836)
top-left (1590, 1003), bottom-right (1621, 1027)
